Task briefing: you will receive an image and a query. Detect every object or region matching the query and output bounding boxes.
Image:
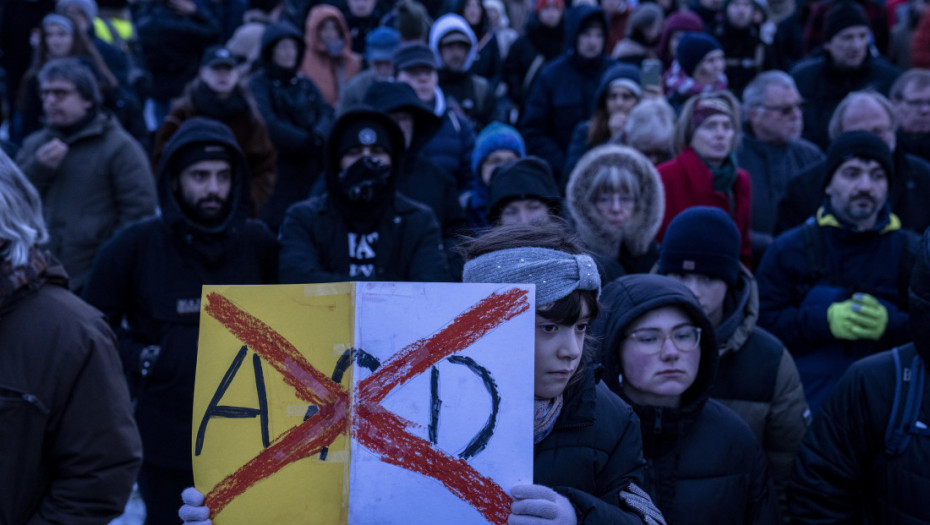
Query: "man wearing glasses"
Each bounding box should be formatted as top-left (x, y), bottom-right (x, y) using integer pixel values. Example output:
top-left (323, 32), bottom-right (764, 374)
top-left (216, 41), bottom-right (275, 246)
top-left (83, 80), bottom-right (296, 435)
top-left (738, 71), bottom-right (825, 261)
top-left (657, 206), bottom-right (809, 515)
top-left (891, 68), bottom-right (930, 163)
top-left (15, 57), bottom-right (156, 293)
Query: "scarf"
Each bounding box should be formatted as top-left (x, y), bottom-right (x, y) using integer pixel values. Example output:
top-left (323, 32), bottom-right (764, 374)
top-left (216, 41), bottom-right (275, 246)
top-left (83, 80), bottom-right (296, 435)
top-left (0, 247), bottom-right (49, 299)
top-left (709, 154), bottom-right (738, 194)
top-left (533, 395), bottom-right (563, 444)
top-left (192, 82), bottom-right (250, 121)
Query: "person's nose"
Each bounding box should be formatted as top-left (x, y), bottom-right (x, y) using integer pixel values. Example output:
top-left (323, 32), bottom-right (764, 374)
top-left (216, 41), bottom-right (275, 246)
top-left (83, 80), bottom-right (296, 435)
top-left (557, 330), bottom-right (582, 361)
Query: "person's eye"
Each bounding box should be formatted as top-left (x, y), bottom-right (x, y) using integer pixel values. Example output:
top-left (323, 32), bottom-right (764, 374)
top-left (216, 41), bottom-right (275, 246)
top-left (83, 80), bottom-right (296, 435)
top-left (635, 332), bottom-right (659, 344)
top-left (575, 323), bottom-right (589, 333)
top-left (539, 324), bottom-right (558, 333)
top-left (674, 328), bottom-right (696, 343)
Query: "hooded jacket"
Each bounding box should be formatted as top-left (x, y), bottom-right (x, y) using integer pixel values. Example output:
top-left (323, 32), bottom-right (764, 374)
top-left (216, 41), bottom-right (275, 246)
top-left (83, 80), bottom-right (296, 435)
top-left (430, 14), bottom-right (496, 127)
top-left (299, 4), bottom-right (363, 107)
top-left (82, 117), bottom-right (278, 470)
top-left (789, 226), bottom-right (930, 524)
top-left (701, 264), bottom-right (809, 511)
top-left (592, 274), bottom-right (781, 525)
top-left (567, 144), bottom-right (664, 280)
top-left (250, 21), bottom-right (334, 231)
top-left (0, 256), bottom-right (142, 525)
top-left (278, 108), bottom-right (451, 283)
top-left (757, 203), bottom-right (918, 412)
top-left (502, 12), bottom-right (565, 111)
top-left (520, 5), bottom-right (614, 184)
top-left (362, 82), bottom-right (467, 241)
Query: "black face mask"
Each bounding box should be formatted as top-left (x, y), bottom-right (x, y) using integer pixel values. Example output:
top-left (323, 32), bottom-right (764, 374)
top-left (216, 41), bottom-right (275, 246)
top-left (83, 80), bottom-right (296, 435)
top-left (338, 156), bottom-right (392, 204)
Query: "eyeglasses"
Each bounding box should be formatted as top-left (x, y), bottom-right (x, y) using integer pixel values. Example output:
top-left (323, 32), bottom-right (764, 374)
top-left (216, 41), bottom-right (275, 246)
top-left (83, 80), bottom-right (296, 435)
top-left (760, 101), bottom-right (803, 116)
top-left (626, 326), bottom-right (702, 354)
top-left (901, 98), bottom-right (930, 109)
top-left (595, 192), bottom-right (636, 208)
top-left (39, 87), bottom-right (78, 100)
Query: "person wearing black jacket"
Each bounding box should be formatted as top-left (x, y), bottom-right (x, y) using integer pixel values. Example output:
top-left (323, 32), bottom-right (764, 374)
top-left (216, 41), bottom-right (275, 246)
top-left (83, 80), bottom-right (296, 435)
top-left (592, 273), bottom-right (781, 525)
top-left (249, 21), bottom-right (334, 232)
top-left (501, 0), bottom-right (565, 120)
top-left (788, 225), bottom-right (930, 524)
top-left (278, 107), bottom-right (451, 284)
top-left (82, 117), bottom-right (278, 525)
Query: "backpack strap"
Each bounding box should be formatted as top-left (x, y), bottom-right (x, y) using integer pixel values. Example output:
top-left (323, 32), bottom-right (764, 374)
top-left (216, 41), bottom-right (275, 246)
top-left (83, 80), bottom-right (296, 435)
top-left (884, 345), bottom-right (928, 456)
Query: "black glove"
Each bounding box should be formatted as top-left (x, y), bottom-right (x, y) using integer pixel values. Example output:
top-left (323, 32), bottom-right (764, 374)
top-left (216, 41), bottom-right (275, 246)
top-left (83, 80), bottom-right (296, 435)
top-left (337, 156), bottom-right (392, 204)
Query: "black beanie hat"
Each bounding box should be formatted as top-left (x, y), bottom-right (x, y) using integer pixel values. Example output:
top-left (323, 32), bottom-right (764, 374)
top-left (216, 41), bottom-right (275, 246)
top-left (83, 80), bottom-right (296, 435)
top-left (333, 117), bottom-right (397, 162)
top-left (658, 206), bottom-right (741, 285)
top-left (171, 142), bottom-right (235, 174)
top-left (824, 130), bottom-right (894, 189)
top-left (676, 32), bottom-right (722, 77)
top-left (488, 157), bottom-right (561, 222)
top-left (824, 1), bottom-right (870, 42)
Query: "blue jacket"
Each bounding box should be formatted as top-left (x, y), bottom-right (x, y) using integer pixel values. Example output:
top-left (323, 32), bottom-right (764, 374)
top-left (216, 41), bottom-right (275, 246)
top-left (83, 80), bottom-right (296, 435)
top-left (519, 5), bottom-right (613, 184)
top-left (756, 204), bottom-right (918, 412)
top-left (421, 90), bottom-right (477, 193)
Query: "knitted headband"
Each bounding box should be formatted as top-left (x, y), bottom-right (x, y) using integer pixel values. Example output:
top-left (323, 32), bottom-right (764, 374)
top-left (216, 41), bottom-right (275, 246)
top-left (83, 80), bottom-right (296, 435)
top-left (462, 247), bottom-right (601, 306)
top-left (690, 97), bottom-right (732, 135)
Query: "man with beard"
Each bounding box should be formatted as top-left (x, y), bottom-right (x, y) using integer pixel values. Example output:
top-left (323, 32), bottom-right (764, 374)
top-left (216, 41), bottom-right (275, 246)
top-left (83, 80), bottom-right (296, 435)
top-left (82, 117), bottom-right (278, 525)
top-left (278, 108), bottom-right (450, 283)
top-left (755, 131), bottom-right (919, 414)
top-left (152, 45), bottom-right (277, 216)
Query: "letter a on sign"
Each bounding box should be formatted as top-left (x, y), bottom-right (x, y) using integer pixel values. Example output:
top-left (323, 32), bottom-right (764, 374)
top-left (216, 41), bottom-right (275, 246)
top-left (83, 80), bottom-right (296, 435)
top-left (193, 282), bottom-right (535, 524)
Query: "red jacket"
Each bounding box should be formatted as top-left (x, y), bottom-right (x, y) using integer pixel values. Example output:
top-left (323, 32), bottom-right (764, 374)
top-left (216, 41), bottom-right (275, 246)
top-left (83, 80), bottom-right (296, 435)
top-left (656, 147), bottom-right (753, 265)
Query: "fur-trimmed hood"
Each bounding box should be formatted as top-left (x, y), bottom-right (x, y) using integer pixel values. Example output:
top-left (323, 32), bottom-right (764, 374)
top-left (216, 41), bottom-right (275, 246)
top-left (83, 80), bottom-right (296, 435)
top-left (566, 144), bottom-right (664, 259)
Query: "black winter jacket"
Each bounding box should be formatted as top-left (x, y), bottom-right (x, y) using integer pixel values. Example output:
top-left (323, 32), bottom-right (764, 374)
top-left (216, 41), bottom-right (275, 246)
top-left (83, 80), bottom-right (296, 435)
top-left (593, 274), bottom-right (781, 525)
top-left (535, 364), bottom-right (650, 524)
top-left (83, 117), bottom-right (278, 469)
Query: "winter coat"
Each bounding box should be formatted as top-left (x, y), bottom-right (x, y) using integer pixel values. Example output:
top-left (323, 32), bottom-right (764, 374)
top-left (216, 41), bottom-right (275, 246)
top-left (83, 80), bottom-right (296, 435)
top-left (736, 131), bottom-right (824, 242)
top-left (713, 20), bottom-right (770, 98)
top-left (82, 117), bottom-right (279, 469)
top-left (278, 193), bottom-right (451, 284)
top-left (774, 147), bottom-right (930, 236)
top-left (16, 111), bottom-right (157, 292)
top-left (152, 82), bottom-right (278, 216)
top-left (421, 90), bottom-right (478, 193)
top-left (592, 274), bottom-right (781, 525)
top-left (249, 21), bottom-right (334, 232)
top-left (566, 144), bottom-right (664, 281)
top-left (299, 5), bottom-right (362, 107)
top-left (756, 204), bottom-right (918, 412)
top-left (133, 0), bottom-right (221, 102)
top-left (431, 14), bottom-right (497, 128)
top-left (520, 5), bottom-right (614, 185)
top-left (788, 341), bottom-right (930, 523)
top-left (535, 363), bottom-right (650, 524)
top-left (656, 147), bottom-right (753, 266)
top-left (501, 13), bottom-right (564, 112)
top-left (0, 257), bottom-right (142, 525)
top-left (790, 53), bottom-right (901, 150)
top-left (707, 264), bottom-right (809, 512)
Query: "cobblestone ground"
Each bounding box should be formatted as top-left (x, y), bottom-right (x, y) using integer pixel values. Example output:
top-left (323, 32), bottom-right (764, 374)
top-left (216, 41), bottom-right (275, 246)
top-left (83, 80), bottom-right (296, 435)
top-left (109, 485), bottom-right (146, 525)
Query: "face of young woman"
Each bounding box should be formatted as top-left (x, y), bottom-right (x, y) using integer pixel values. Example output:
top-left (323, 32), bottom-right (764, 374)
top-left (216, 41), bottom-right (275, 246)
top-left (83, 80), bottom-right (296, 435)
top-left (619, 306), bottom-right (701, 408)
top-left (690, 113), bottom-right (735, 166)
top-left (534, 302), bottom-right (591, 399)
top-left (45, 24), bottom-right (73, 58)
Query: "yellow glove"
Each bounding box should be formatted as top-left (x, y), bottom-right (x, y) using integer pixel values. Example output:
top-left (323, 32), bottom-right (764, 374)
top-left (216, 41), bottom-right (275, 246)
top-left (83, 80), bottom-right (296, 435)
top-left (827, 293), bottom-right (889, 341)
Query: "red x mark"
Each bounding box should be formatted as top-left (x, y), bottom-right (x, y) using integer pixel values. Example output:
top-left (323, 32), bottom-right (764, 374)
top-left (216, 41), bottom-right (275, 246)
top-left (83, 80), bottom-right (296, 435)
top-left (201, 287), bottom-right (530, 524)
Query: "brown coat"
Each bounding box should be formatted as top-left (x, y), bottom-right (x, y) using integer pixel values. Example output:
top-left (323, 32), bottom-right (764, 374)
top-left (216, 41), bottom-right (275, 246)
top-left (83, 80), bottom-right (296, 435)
top-left (299, 4), bottom-right (362, 107)
top-left (151, 86), bottom-right (277, 215)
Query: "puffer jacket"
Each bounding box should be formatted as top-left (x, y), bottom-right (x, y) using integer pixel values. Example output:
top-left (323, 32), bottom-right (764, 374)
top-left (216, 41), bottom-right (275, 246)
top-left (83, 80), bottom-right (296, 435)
top-left (16, 111), bottom-right (157, 292)
top-left (566, 144), bottom-right (664, 280)
top-left (756, 203), bottom-right (918, 413)
top-left (706, 264), bottom-right (809, 512)
top-left (592, 274), bottom-right (781, 525)
top-left (788, 228), bottom-right (930, 523)
top-left (421, 90), bottom-right (477, 193)
top-left (0, 257), bottom-right (142, 525)
top-left (520, 5), bottom-right (614, 184)
top-left (82, 117), bottom-right (279, 469)
top-left (430, 14), bottom-right (496, 127)
top-left (535, 362), bottom-right (652, 524)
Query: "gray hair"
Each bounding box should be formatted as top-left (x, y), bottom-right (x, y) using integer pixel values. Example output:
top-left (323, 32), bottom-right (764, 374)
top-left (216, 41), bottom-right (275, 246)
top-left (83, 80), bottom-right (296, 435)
top-left (742, 70), bottom-right (797, 120)
top-left (624, 98), bottom-right (675, 151)
top-left (890, 68), bottom-right (930, 101)
top-left (0, 151), bottom-right (48, 266)
top-left (37, 57), bottom-right (102, 108)
top-left (828, 89), bottom-right (898, 140)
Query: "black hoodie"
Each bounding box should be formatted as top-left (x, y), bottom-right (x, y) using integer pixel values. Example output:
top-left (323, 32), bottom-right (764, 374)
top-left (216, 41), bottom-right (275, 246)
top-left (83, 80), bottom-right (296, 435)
top-left (82, 117), bottom-right (277, 470)
top-left (591, 274), bottom-right (780, 525)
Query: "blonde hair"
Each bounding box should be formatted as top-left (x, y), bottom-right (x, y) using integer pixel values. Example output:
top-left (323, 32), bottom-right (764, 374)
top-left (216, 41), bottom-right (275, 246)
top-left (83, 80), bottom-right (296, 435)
top-left (0, 151), bottom-right (48, 266)
top-left (586, 164), bottom-right (641, 203)
top-left (672, 90), bottom-right (741, 155)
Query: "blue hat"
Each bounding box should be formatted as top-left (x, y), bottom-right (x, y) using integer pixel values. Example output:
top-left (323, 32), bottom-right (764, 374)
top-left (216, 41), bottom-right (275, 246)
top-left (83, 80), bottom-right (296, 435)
top-left (472, 122), bottom-right (526, 175)
top-left (366, 27), bottom-right (401, 62)
top-left (676, 33), bottom-right (722, 77)
top-left (659, 206), bottom-right (741, 285)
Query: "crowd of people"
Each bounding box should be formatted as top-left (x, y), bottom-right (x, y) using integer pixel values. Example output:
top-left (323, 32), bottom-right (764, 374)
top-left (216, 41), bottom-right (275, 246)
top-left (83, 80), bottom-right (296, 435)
top-left (1, 0), bottom-right (929, 522)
